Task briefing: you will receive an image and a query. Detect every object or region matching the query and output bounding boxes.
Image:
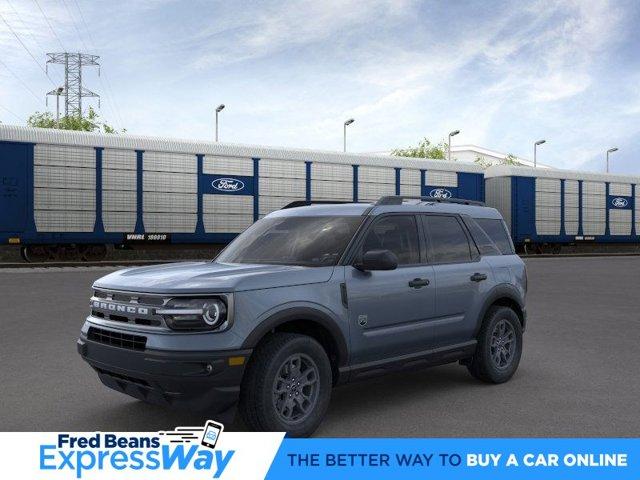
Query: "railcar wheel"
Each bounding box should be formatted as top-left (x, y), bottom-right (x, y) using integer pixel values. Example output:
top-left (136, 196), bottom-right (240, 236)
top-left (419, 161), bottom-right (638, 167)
top-left (22, 245), bottom-right (50, 263)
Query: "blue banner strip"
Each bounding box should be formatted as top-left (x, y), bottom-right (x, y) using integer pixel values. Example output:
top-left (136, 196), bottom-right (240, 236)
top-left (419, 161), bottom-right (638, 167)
top-left (266, 439), bottom-right (640, 480)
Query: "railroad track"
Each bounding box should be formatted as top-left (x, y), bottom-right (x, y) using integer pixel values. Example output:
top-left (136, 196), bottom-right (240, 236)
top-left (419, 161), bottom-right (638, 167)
top-left (2, 252), bottom-right (640, 268)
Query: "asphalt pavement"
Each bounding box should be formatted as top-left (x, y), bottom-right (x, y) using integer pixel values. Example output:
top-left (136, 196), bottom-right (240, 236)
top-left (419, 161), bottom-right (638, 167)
top-left (1, 257), bottom-right (639, 436)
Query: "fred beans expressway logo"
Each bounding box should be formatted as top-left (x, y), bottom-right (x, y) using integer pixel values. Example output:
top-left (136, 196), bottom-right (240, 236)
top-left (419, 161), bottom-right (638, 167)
top-left (212, 177), bottom-right (245, 192)
top-left (429, 188), bottom-right (453, 199)
top-left (611, 197), bottom-right (629, 208)
top-left (39, 423), bottom-right (231, 479)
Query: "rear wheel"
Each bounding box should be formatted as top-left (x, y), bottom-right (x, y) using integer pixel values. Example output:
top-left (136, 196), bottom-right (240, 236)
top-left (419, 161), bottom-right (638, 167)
top-left (467, 306), bottom-right (522, 383)
top-left (239, 332), bottom-right (332, 437)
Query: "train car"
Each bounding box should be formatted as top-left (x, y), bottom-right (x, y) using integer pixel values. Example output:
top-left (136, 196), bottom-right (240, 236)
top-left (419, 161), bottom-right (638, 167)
top-left (0, 125), bottom-right (485, 261)
top-left (485, 164), bottom-right (640, 253)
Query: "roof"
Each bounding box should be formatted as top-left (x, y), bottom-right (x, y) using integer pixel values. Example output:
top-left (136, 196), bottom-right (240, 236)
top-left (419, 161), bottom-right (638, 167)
top-left (485, 164), bottom-right (640, 184)
top-left (0, 124), bottom-right (483, 173)
top-left (451, 144), bottom-right (552, 169)
top-left (268, 200), bottom-right (502, 219)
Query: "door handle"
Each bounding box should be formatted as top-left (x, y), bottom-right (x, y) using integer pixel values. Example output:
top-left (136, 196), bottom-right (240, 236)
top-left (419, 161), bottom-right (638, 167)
top-left (470, 272), bottom-right (488, 282)
top-left (408, 278), bottom-right (430, 288)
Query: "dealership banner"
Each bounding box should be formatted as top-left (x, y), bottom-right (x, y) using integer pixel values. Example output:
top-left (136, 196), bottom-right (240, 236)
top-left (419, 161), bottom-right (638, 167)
top-left (0, 430), bottom-right (638, 479)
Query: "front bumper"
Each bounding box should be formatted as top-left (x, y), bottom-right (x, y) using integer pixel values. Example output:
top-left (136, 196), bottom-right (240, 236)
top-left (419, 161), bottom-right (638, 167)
top-left (77, 333), bottom-right (251, 413)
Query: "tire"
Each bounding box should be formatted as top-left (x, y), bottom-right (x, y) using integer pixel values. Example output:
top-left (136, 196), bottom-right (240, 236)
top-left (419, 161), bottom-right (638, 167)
top-left (467, 306), bottom-right (523, 383)
top-left (239, 332), bottom-right (332, 437)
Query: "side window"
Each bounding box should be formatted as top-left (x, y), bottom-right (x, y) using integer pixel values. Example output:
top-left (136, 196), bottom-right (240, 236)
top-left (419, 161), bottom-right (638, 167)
top-left (463, 216), bottom-right (501, 256)
top-left (360, 215), bottom-right (420, 265)
top-left (423, 215), bottom-right (472, 264)
top-left (475, 218), bottom-right (515, 254)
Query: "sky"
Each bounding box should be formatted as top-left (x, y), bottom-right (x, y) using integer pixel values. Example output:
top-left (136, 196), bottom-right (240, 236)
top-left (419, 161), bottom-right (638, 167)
top-left (0, 0), bottom-right (639, 174)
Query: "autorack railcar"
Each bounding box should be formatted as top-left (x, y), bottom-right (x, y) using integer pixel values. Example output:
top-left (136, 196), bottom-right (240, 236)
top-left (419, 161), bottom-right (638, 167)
top-left (0, 125), bottom-right (484, 261)
top-left (485, 165), bottom-right (640, 253)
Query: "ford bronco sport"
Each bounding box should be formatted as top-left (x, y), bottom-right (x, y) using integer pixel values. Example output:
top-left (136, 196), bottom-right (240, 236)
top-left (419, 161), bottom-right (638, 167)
top-left (78, 196), bottom-right (527, 437)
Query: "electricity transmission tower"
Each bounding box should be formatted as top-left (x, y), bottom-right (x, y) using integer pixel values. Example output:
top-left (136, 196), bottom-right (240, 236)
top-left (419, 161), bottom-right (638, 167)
top-left (46, 53), bottom-right (100, 118)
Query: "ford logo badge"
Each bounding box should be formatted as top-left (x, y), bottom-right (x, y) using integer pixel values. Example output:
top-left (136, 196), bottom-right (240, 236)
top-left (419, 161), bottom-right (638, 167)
top-left (212, 177), bottom-right (245, 192)
top-left (429, 188), bottom-right (453, 199)
top-left (612, 197), bottom-right (628, 208)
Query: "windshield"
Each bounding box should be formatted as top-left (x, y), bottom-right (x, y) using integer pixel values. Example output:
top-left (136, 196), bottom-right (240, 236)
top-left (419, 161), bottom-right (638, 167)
top-left (215, 216), bottom-right (364, 267)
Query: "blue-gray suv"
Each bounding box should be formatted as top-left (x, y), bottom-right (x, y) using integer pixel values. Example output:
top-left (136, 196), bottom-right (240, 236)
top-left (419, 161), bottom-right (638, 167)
top-left (78, 196), bottom-right (527, 437)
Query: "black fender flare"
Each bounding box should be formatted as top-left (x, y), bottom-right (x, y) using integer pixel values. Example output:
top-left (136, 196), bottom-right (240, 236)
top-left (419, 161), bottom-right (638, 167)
top-left (474, 283), bottom-right (526, 335)
top-left (241, 306), bottom-right (349, 367)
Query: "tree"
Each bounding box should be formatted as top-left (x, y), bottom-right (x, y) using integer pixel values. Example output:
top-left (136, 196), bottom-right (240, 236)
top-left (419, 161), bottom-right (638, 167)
top-left (391, 138), bottom-right (448, 160)
top-left (27, 107), bottom-right (124, 133)
top-left (474, 152), bottom-right (523, 169)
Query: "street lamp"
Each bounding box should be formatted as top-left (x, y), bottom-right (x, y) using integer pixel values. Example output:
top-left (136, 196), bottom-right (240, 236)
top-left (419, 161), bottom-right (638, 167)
top-left (448, 130), bottom-right (460, 162)
top-left (606, 147), bottom-right (618, 173)
top-left (534, 139), bottom-right (546, 168)
top-left (343, 118), bottom-right (355, 152)
top-left (215, 104), bottom-right (225, 142)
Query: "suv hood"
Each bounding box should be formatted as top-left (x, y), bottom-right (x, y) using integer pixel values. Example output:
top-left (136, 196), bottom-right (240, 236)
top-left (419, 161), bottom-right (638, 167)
top-left (93, 261), bottom-right (335, 294)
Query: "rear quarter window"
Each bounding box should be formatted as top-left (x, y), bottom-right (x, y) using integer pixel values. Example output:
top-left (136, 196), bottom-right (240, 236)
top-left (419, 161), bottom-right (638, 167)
top-left (474, 217), bottom-right (515, 255)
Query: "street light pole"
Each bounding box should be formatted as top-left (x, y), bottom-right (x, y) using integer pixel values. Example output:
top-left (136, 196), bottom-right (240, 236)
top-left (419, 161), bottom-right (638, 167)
top-left (215, 104), bottom-right (225, 142)
top-left (448, 130), bottom-right (460, 162)
top-left (343, 118), bottom-right (355, 152)
top-left (534, 139), bottom-right (546, 167)
top-left (606, 147), bottom-right (618, 173)
top-left (55, 87), bottom-right (63, 127)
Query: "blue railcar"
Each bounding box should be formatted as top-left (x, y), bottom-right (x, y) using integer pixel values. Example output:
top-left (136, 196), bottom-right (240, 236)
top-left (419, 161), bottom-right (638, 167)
top-left (485, 165), bottom-right (640, 253)
top-left (0, 125), bottom-right (485, 261)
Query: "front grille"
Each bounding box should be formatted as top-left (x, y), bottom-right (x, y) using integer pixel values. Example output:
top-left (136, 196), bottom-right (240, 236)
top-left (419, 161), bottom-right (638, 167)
top-left (88, 327), bottom-right (147, 351)
top-left (90, 289), bottom-right (167, 329)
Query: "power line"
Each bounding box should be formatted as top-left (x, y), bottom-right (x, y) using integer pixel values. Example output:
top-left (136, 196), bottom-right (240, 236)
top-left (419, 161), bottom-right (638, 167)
top-left (69, 0), bottom-right (126, 128)
top-left (59, 0), bottom-right (89, 51)
top-left (5, 0), bottom-right (65, 85)
top-left (0, 57), bottom-right (43, 102)
top-left (32, 0), bottom-right (66, 52)
top-left (0, 12), bottom-right (57, 87)
top-left (0, 103), bottom-right (24, 122)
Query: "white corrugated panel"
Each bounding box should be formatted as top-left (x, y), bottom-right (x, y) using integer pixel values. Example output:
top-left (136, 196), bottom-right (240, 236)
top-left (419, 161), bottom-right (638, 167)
top-left (359, 166), bottom-right (395, 184)
top-left (103, 149), bottom-right (136, 170)
top-left (311, 163), bottom-right (352, 182)
top-left (536, 220), bottom-right (560, 235)
top-left (34, 144), bottom-right (94, 168)
top-left (260, 159), bottom-right (306, 179)
top-left (400, 169), bottom-right (421, 186)
top-left (144, 213), bottom-right (197, 232)
top-left (259, 196), bottom-right (302, 215)
top-left (143, 171), bottom-right (197, 193)
top-left (311, 180), bottom-right (353, 200)
top-left (103, 212), bottom-right (136, 232)
top-left (400, 183), bottom-right (421, 196)
top-left (34, 165), bottom-right (95, 190)
top-left (103, 169), bottom-right (136, 191)
top-left (358, 182), bottom-right (396, 201)
top-left (426, 170), bottom-right (457, 187)
top-left (609, 183), bottom-right (632, 196)
top-left (203, 214), bottom-right (254, 233)
top-left (34, 188), bottom-right (95, 211)
top-left (143, 192), bottom-right (197, 213)
top-left (609, 209), bottom-right (631, 235)
top-left (203, 195), bottom-right (253, 214)
top-left (204, 156), bottom-right (253, 176)
top-left (35, 210), bottom-right (95, 232)
top-left (259, 177), bottom-right (306, 197)
top-left (1, 125), bottom-right (484, 173)
top-left (144, 151), bottom-right (197, 173)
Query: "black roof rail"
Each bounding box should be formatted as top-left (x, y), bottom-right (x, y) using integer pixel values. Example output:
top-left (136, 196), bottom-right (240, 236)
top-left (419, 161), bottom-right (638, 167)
top-left (281, 200), bottom-right (356, 210)
top-left (375, 196), bottom-right (485, 207)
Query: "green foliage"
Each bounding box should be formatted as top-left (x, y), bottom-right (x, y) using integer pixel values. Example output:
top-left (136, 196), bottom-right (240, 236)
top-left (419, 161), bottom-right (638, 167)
top-left (474, 152), bottom-right (523, 169)
top-left (391, 138), bottom-right (448, 160)
top-left (27, 107), bottom-right (124, 133)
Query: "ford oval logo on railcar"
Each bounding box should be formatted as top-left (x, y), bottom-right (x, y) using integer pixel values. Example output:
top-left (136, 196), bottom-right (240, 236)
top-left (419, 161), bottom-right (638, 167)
top-left (212, 177), bottom-right (245, 192)
top-left (429, 188), bottom-right (453, 199)
top-left (611, 197), bottom-right (629, 208)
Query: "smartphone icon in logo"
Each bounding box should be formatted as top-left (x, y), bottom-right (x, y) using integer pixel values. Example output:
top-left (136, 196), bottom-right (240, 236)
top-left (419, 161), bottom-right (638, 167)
top-left (200, 420), bottom-right (224, 449)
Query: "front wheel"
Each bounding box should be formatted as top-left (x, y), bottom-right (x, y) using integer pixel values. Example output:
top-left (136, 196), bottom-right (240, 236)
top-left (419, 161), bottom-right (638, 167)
top-left (467, 306), bottom-right (523, 383)
top-left (239, 333), bottom-right (332, 437)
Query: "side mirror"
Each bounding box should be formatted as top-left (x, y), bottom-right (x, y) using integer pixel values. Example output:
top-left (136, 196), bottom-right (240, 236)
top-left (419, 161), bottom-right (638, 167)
top-left (354, 249), bottom-right (398, 271)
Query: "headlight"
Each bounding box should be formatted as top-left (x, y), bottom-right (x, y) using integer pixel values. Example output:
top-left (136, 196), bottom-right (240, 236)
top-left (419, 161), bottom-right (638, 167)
top-left (157, 297), bottom-right (229, 331)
